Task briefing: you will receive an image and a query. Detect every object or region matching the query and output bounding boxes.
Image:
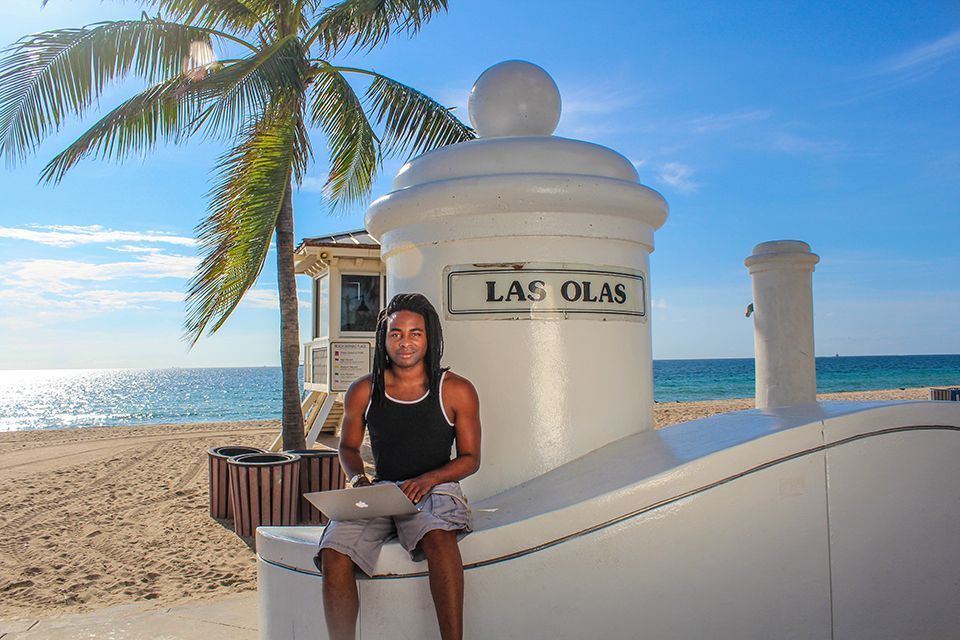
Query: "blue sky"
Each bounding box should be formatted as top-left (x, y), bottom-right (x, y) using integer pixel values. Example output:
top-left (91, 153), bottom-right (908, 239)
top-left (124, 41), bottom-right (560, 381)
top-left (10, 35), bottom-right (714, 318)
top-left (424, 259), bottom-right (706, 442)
top-left (0, 1), bottom-right (957, 369)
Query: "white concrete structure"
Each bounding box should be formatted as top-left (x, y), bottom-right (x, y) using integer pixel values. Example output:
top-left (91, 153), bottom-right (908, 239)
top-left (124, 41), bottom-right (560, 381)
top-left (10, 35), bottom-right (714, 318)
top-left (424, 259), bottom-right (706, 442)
top-left (258, 402), bottom-right (960, 639)
top-left (366, 59), bottom-right (668, 500)
top-left (258, 62), bottom-right (960, 639)
top-left (745, 240), bottom-right (820, 409)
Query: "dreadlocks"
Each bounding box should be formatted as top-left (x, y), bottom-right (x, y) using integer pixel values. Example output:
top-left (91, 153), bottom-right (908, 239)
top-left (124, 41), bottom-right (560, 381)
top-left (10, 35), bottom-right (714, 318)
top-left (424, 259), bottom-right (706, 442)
top-left (370, 293), bottom-right (447, 405)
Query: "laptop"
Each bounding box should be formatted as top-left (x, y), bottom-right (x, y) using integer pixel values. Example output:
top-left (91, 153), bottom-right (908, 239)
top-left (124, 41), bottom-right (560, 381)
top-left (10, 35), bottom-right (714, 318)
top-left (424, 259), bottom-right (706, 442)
top-left (304, 483), bottom-right (420, 521)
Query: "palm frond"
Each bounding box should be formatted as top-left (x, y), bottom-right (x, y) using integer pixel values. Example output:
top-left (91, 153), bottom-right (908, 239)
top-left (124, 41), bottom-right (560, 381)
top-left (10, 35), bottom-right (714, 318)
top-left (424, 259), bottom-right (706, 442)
top-left (0, 19), bottom-right (223, 164)
top-left (141, 0), bottom-right (272, 34)
top-left (184, 104), bottom-right (307, 345)
top-left (40, 75), bottom-right (203, 183)
top-left (189, 35), bottom-right (306, 141)
top-left (307, 0), bottom-right (448, 56)
top-left (363, 71), bottom-right (473, 157)
top-left (309, 67), bottom-right (378, 206)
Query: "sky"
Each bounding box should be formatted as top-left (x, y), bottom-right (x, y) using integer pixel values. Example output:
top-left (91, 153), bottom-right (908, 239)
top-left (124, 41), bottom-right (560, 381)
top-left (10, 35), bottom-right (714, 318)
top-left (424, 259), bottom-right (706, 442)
top-left (0, 0), bottom-right (957, 369)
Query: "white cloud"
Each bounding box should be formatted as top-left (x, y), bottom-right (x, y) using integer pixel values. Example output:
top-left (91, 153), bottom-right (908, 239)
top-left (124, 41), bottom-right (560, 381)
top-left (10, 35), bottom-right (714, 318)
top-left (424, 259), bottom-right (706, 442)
top-left (875, 29), bottom-right (960, 76)
top-left (298, 176), bottom-right (327, 193)
top-left (0, 224), bottom-right (195, 248)
top-left (106, 245), bottom-right (168, 254)
top-left (0, 254), bottom-right (198, 293)
top-left (242, 289), bottom-right (313, 309)
top-left (243, 289), bottom-right (279, 309)
top-left (687, 109), bottom-right (772, 134)
top-left (765, 132), bottom-right (844, 156)
top-left (77, 289), bottom-right (185, 308)
top-left (651, 298), bottom-right (669, 310)
top-left (656, 162), bottom-right (699, 193)
top-left (0, 287), bottom-right (186, 330)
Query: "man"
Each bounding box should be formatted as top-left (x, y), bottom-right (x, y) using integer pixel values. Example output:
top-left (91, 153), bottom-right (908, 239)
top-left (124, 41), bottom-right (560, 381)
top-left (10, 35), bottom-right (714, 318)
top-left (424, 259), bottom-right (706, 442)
top-left (318, 293), bottom-right (482, 640)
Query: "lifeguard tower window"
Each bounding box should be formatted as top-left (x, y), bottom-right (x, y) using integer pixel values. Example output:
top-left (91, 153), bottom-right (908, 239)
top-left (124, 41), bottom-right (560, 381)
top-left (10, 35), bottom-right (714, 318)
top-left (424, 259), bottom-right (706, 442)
top-left (313, 275), bottom-right (329, 340)
top-left (340, 274), bottom-right (380, 333)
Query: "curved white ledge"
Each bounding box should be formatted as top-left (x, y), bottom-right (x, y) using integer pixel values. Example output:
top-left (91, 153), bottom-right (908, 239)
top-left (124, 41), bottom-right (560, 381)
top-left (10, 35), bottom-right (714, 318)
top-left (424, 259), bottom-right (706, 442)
top-left (392, 136), bottom-right (640, 189)
top-left (365, 174), bottom-right (668, 248)
top-left (257, 401), bottom-right (960, 579)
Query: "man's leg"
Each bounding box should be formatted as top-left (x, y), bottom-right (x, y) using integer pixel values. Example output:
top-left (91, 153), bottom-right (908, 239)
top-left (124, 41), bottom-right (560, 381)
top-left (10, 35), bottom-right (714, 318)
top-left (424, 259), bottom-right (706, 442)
top-left (321, 549), bottom-right (361, 640)
top-left (418, 529), bottom-right (465, 640)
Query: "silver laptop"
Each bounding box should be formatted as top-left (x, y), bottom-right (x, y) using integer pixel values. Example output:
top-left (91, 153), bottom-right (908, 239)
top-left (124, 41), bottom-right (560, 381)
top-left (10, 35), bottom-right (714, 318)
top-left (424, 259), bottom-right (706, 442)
top-left (304, 483), bottom-right (420, 521)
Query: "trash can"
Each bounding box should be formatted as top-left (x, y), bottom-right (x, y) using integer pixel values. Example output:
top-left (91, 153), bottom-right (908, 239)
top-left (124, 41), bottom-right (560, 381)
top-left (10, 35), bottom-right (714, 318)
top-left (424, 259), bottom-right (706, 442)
top-left (208, 446), bottom-right (264, 520)
top-left (930, 387), bottom-right (960, 401)
top-left (227, 452), bottom-right (301, 539)
top-left (285, 449), bottom-right (346, 525)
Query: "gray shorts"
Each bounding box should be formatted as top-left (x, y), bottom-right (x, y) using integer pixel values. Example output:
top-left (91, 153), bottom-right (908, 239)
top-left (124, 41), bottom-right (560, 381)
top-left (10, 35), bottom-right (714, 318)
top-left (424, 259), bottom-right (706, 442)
top-left (315, 481), bottom-right (472, 577)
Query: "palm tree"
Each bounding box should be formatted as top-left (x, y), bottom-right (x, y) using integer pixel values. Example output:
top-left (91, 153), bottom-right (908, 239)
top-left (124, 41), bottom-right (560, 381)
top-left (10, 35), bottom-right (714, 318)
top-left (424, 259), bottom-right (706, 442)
top-left (0, 0), bottom-right (474, 450)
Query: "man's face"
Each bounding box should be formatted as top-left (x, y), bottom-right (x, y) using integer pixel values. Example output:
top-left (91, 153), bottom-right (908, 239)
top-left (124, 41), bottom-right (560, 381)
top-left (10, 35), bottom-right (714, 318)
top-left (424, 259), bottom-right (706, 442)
top-left (385, 310), bottom-right (428, 369)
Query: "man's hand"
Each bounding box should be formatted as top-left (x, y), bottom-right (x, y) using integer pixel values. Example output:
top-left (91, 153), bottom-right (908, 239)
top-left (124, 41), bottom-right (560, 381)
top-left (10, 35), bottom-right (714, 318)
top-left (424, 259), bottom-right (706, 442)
top-left (400, 474), bottom-right (437, 504)
top-left (351, 475), bottom-right (372, 488)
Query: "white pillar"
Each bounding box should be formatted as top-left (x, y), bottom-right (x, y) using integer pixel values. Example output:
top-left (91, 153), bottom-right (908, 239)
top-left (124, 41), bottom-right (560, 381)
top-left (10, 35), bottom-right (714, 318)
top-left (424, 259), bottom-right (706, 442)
top-left (366, 61), bottom-right (668, 499)
top-left (744, 240), bottom-right (820, 409)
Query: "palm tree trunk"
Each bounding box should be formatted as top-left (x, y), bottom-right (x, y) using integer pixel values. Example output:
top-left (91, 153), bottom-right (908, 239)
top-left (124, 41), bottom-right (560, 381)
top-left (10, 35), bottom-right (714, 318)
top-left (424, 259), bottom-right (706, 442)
top-left (276, 181), bottom-right (306, 451)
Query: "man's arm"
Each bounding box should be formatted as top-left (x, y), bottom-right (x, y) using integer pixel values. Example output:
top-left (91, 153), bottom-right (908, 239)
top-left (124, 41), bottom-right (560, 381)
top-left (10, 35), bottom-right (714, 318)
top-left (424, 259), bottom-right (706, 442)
top-left (338, 375), bottom-right (373, 487)
top-left (401, 373), bottom-right (481, 503)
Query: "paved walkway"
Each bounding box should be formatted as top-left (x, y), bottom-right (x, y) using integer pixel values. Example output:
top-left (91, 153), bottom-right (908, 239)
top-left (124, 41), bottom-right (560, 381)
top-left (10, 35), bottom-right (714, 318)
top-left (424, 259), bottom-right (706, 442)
top-left (0, 593), bottom-right (257, 640)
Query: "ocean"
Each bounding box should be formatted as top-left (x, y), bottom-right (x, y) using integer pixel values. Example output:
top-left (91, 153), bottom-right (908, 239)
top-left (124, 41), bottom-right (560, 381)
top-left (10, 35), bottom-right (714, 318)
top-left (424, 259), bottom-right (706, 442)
top-left (1, 354), bottom-right (959, 431)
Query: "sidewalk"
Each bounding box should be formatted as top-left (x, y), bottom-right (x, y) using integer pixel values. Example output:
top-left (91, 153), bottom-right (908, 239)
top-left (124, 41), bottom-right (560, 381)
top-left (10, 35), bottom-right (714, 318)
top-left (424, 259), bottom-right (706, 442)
top-left (0, 592), bottom-right (257, 640)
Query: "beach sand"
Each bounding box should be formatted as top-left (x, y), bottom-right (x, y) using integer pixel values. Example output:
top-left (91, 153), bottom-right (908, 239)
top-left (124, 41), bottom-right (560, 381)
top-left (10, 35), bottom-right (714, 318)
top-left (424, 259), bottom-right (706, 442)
top-left (0, 387), bottom-right (931, 620)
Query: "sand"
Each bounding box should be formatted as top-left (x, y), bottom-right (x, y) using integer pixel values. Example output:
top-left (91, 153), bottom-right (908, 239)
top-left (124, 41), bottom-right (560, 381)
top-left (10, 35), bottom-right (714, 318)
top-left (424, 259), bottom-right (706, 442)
top-left (0, 387), bottom-right (933, 620)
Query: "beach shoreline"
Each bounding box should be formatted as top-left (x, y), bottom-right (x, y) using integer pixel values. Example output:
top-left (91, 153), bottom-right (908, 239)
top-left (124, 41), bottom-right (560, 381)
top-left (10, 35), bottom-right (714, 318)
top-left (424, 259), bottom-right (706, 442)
top-left (0, 387), bottom-right (934, 620)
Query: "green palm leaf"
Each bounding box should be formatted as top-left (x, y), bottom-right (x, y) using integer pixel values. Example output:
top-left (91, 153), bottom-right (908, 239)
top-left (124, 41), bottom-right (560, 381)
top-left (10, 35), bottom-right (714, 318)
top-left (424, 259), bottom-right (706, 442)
top-left (189, 35), bottom-right (306, 141)
top-left (307, 0), bottom-right (448, 55)
top-left (363, 71), bottom-right (473, 158)
top-left (184, 104), bottom-right (308, 344)
top-left (39, 75), bottom-right (202, 183)
top-left (138, 0), bottom-right (272, 34)
top-left (309, 66), bottom-right (378, 206)
top-left (0, 18), bottom-right (221, 164)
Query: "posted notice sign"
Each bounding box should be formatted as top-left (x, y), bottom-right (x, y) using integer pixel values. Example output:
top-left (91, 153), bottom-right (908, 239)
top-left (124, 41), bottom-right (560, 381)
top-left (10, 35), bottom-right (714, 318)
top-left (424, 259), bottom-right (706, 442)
top-left (330, 342), bottom-right (371, 391)
top-left (444, 263), bottom-right (646, 321)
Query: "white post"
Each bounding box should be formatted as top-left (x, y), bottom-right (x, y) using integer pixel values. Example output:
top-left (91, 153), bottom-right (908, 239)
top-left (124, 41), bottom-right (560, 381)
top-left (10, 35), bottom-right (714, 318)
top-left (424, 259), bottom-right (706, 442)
top-left (744, 240), bottom-right (820, 409)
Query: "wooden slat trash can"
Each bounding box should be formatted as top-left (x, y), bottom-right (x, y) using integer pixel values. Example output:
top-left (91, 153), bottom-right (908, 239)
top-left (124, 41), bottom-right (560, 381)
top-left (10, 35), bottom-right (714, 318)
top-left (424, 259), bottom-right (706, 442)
top-left (208, 446), bottom-right (263, 520)
top-left (228, 453), bottom-right (301, 540)
top-left (286, 449), bottom-right (346, 525)
top-left (930, 387), bottom-right (960, 401)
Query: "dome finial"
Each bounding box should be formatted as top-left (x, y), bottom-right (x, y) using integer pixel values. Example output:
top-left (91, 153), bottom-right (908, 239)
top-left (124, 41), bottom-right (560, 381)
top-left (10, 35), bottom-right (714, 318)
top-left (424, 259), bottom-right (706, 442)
top-left (468, 60), bottom-right (561, 138)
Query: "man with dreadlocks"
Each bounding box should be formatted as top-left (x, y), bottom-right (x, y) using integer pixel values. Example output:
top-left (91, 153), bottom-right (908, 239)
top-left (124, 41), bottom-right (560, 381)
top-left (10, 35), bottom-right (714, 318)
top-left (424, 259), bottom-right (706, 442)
top-left (317, 293), bottom-right (482, 640)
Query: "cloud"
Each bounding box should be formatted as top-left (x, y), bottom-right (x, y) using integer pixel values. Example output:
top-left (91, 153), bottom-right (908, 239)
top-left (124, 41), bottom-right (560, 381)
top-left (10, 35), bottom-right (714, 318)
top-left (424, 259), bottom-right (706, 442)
top-left (556, 87), bottom-right (641, 137)
top-left (765, 132), bottom-right (845, 156)
top-left (298, 176), bottom-right (327, 193)
top-left (687, 109), bottom-right (772, 134)
top-left (243, 289), bottom-right (280, 309)
top-left (651, 298), bottom-right (669, 310)
top-left (656, 162), bottom-right (699, 193)
top-left (242, 289), bottom-right (313, 309)
top-left (0, 224), bottom-right (195, 248)
top-left (106, 245), bottom-right (170, 254)
top-left (874, 29), bottom-right (960, 76)
top-left (0, 254), bottom-right (199, 294)
top-left (0, 287), bottom-right (187, 330)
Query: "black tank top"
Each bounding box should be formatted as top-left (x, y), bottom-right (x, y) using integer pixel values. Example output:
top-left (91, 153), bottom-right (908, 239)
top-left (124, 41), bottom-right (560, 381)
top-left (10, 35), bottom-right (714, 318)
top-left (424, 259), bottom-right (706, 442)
top-left (366, 372), bottom-right (455, 481)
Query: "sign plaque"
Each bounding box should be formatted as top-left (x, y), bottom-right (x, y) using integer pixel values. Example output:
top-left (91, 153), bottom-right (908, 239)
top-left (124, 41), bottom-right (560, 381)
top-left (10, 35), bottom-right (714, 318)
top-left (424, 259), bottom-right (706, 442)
top-left (444, 263), bottom-right (646, 321)
top-left (330, 342), bottom-right (372, 391)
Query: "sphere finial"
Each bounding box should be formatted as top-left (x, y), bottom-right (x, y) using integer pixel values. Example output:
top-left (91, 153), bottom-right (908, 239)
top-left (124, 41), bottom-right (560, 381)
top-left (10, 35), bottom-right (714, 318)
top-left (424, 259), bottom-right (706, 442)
top-left (468, 60), bottom-right (561, 138)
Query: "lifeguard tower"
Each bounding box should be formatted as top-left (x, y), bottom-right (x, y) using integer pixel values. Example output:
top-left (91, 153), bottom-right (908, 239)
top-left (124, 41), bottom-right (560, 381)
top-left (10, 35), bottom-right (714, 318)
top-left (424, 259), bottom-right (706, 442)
top-left (269, 230), bottom-right (384, 450)
top-left (257, 61), bottom-right (960, 639)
